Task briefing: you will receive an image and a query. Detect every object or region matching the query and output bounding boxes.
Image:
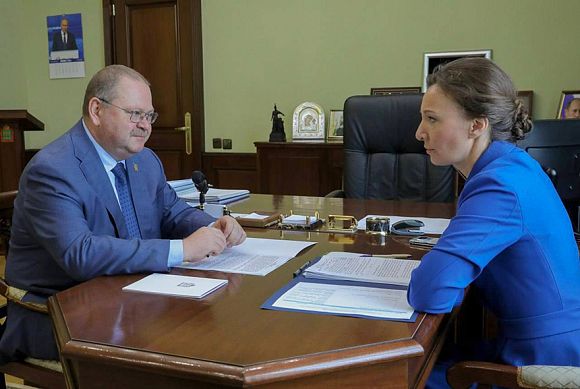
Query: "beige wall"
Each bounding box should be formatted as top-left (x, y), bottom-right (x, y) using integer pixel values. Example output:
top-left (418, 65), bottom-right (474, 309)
top-left (2, 0), bottom-right (580, 152)
top-left (1, 0), bottom-right (104, 149)
top-left (0, 1), bottom-right (27, 108)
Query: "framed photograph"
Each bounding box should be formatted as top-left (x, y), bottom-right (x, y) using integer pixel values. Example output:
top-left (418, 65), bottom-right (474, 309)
top-left (557, 90), bottom-right (580, 119)
top-left (370, 87), bottom-right (421, 96)
top-left (327, 110), bottom-right (344, 141)
top-left (423, 49), bottom-right (492, 91)
top-left (517, 90), bottom-right (534, 118)
top-left (292, 101), bottom-right (325, 141)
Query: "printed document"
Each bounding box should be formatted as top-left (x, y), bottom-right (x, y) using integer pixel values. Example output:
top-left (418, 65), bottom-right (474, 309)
top-left (272, 282), bottom-right (414, 320)
top-left (123, 273), bottom-right (227, 299)
top-left (303, 252), bottom-right (419, 286)
top-left (177, 237), bottom-right (316, 276)
top-left (357, 214), bottom-right (450, 235)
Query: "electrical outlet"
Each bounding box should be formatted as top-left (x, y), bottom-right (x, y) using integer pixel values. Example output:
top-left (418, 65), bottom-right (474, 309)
top-left (212, 138), bottom-right (222, 149)
top-left (223, 139), bottom-right (232, 149)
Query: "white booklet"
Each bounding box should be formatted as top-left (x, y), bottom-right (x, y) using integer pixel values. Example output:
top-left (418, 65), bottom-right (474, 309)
top-left (302, 252), bottom-right (420, 286)
top-left (122, 273), bottom-right (228, 299)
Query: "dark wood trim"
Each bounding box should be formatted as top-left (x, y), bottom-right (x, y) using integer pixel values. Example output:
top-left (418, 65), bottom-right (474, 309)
top-left (188, 0), bottom-right (205, 153)
top-left (102, 0), bottom-right (114, 65)
top-left (202, 152), bottom-right (257, 192)
top-left (0, 112), bottom-right (44, 191)
top-left (255, 142), bottom-right (344, 196)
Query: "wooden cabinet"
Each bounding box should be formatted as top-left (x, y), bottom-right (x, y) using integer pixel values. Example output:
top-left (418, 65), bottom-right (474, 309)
top-left (255, 141), bottom-right (343, 196)
top-left (0, 110), bottom-right (44, 191)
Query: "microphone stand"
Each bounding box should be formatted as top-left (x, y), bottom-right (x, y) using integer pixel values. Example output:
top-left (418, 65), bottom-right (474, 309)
top-left (198, 192), bottom-right (206, 211)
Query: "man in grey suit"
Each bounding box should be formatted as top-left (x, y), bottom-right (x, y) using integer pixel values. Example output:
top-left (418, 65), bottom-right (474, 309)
top-left (51, 18), bottom-right (78, 51)
top-left (0, 65), bottom-right (246, 361)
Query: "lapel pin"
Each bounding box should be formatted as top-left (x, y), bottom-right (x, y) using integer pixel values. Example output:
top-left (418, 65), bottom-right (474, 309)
top-left (133, 163), bottom-right (139, 172)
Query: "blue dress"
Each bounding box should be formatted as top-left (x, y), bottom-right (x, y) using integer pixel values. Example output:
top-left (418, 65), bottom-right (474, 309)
top-left (408, 141), bottom-right (580, 371)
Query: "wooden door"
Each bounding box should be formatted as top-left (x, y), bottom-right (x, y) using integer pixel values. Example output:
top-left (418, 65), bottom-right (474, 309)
top-left (103, 0), bottom-right (204, 180)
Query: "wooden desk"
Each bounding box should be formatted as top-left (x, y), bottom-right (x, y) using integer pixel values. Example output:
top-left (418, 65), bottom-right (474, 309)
top-left (49, 195), bottom-right (456, 388)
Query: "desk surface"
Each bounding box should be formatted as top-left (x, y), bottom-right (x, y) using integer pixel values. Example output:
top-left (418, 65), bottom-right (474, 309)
top-left (49, 195), bottom-right (456, 388)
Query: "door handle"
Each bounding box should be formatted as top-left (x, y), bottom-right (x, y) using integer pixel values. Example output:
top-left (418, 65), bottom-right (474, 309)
top-left (175, 112), bottom-right (192, 155)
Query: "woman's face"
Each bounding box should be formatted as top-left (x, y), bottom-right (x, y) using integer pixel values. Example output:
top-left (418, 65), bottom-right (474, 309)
top-left (416, 85), bottom-right (477, 169)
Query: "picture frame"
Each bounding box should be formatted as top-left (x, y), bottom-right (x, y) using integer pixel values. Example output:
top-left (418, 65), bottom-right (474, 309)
top-left (327, 110), bottom-right (344, 142)
top-left (370, 87), bottom-right (421, 96)
top-left (423, 49), bottom-right (492, 91)
top-left (556, 90), bottom-right (580, 119)
top-left (517, 90), bottom-right (534, 118)
top-left (292, 101), bottom-right (325, 141)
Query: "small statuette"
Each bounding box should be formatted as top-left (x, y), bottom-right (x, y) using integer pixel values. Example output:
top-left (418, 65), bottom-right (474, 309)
top-left (269, 104), bottom-right (286, 142)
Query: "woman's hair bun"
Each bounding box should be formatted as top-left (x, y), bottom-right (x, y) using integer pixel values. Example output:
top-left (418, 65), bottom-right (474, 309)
top-left (511, 99), bottom-right (533, 140)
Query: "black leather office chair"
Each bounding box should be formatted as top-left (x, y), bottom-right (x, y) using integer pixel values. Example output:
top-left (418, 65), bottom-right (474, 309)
top-left (446, 119), bottom-right (580, 389)
top-left (328, 94), bottom-right (455, 202)
top-left (517, 119), bottom-right (580, 232)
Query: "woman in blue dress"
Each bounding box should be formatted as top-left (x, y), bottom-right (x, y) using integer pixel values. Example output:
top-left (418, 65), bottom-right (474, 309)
top-left (408, 57), bottom-right (580, 387)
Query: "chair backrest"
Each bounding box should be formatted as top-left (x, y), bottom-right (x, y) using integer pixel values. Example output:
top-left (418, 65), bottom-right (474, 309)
top-left (0, 191), bottom-right (17, 257)
top-left (0, 190), bottom-right (67, 388)
top-left (343, 94), bottom-right (455, 201)
top-left (517, 119), bottom-right (580, 201)
top-left (447, 361), bottom-right (580, 389)
top-left (517, 119), bottom-right (580, 232)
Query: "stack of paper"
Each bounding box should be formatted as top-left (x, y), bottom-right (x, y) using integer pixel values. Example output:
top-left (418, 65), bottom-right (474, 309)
top-left (269, 282), bottom-right (415, 320)
top-left (301, 252), bottom-right (420, 286)
top-left (281, 214), bottom-right (319, 226)
top-left (262, 251), bottom-right (419, 321)
top-left (167, 179), bottom-right (250, 204)
top-left (122, 273), bottom-right (228, 299)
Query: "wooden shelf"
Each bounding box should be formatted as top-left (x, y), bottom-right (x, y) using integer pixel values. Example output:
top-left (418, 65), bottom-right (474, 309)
top-left (255, 141), bottom-right (343, 196)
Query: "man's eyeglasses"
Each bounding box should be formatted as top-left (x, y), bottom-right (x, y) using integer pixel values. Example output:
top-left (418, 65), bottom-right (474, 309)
top-left (98, 97), bottom-right (158, 124)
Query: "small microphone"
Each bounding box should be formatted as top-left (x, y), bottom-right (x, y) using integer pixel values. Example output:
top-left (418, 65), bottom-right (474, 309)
top-left (192, 170), bottom-right (209, 207)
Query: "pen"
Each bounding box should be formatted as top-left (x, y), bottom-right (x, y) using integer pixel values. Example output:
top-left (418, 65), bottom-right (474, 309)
top-left (362, 254), bottom-right (412, 259)
top-left (293, 261), bottom-right (312, 278)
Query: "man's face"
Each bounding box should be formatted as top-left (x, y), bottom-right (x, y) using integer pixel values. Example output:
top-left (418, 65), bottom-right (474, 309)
top-left (565, 100), bottom-right (580, 119)
top-left (94, 77), bottom-right (154, 161)
top-left (60, 20), bottom-right (69, 33)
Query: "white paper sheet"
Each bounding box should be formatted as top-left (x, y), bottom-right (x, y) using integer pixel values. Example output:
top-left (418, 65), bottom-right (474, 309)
top-left (229, 212), bottom-right (270, 220)
top-left (303, 252), bottom-right (419, 286)
top-left (122, 273), bottom-right (227, 299)
top-left (177, 237), bottom-right (316, 276)
top-left (282, 214), bottom-right (319, 225)
top-left (272, 282), bottom-right (414, 320)
top-left (357, 214), bottom-right (450, 235)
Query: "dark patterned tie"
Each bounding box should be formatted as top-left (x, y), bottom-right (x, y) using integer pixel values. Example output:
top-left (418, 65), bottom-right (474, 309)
top-left (112, 163), bottom-right (141, 239)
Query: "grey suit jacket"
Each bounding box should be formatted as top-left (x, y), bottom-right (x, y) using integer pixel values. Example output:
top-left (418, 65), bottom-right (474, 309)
top-left (0, 120), bottom-right (214, 361)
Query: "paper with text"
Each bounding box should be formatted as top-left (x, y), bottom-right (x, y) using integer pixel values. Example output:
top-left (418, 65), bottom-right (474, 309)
top-left (177, 237), bottom-right (316, 276)
top-left (303, 252), bottom-right (419, 286)
top-left (272, 282), bottom-right (414, 320)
